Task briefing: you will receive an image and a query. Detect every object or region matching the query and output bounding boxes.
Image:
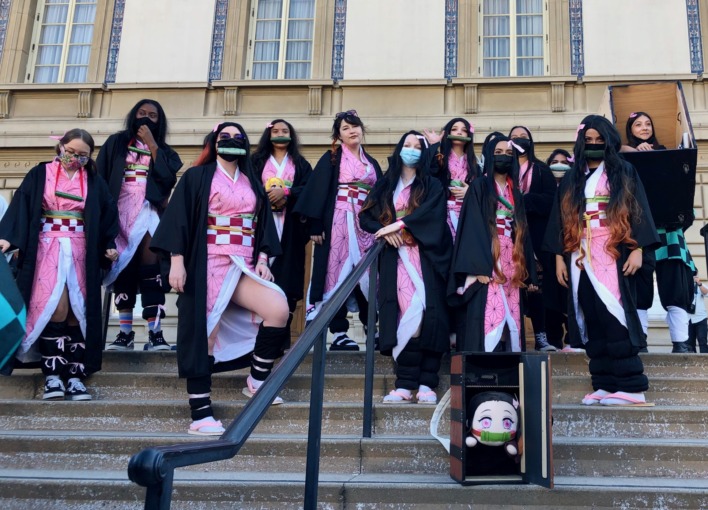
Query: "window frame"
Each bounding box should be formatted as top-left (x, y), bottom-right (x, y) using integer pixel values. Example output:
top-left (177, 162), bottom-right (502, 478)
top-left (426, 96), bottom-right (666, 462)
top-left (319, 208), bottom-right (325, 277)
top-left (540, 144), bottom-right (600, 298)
top-left (245, 0), bottom-right (317, 80)
top-left (26, 0), bottom-right (98, 84)
top-left (478, 0), bottom-right (550, 78)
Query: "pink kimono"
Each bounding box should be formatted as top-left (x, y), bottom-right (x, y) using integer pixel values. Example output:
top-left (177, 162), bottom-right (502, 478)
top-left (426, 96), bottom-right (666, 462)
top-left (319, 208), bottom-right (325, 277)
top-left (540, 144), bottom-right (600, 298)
top-left (446, 152), bottom-right (467, 238)
top-left (261, 154), bottom-right (296, 241)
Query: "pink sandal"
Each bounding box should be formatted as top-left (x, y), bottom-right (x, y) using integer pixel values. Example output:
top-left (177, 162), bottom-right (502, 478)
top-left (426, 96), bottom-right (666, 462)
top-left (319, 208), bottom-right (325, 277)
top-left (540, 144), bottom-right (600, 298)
top-left (599, 391), bottom-right (647, 406)
top-left (581, 389), bottom-right (611, 406)
top-left (383, 389), bottom-right (412, 404)
top-left (188, 417), bottom-right (225, 436)
top-left (416, 390), bottom-right (437, 405)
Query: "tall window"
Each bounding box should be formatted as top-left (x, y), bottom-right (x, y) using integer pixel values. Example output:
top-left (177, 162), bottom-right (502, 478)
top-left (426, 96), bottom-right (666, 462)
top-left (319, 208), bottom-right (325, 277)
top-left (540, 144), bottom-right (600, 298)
top-left (28, 0), bottom-right (97, 83)
top-left (248, 0), bottom-right (315, 80)
top-left (481, 0), bottom-right (546, 77)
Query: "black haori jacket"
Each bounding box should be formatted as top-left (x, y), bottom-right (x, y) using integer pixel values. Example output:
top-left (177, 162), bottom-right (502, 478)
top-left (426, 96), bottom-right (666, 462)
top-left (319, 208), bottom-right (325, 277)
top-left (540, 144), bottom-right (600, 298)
top-left (0, 162), bottom-right (119, 374)
top-left (150, 163), bottom-right (282, 379)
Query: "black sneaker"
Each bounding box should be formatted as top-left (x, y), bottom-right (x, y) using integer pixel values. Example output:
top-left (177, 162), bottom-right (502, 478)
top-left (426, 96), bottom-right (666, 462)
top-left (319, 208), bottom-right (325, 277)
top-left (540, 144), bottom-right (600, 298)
top-left (65, 378), bottom-right (91, 401)
top-left (147, 330), bottom-right (171, 351)
top-left (329, 333), bottom-right (360, 351)
top-left (534, 333), bottom-right (557, 352)
top-left (106, 331), bottom-right (135, 351)
top-left (42, 377), bottom-right (65, 400)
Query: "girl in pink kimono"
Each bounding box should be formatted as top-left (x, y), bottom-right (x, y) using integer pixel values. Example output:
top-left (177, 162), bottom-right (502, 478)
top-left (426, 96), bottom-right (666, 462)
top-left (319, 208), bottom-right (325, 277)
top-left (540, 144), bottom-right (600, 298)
top-left (295, 111), bottom-right (382, 351)
top-left (360, 131), bottom-right (452, 404)
top-left (151, 122), bottom-right (289, 435)
top-left (544, 115), bottom-right (658, 406)
top-left (448, 134), bottom-right (536, 353)
top-left (0, 129), bottom-right (119, 400)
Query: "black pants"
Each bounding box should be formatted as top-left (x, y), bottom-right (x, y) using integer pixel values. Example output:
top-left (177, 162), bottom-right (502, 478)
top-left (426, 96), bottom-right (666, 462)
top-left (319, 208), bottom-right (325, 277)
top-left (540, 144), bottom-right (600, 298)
top-left (688, 318), bottom-right (708, 353)
top-left (39, 321), bottom-right (86, 380)
top-left (525, 290), bottom-right (545, 337)
top-left (545, 308), bottom-right (567, 349)
top-left (113, 257), bottom-right (166, 321)
top-left (394, 337), bottom-right (443, 391)
top-left (329, 285), bottom-right (370, 334)
top-left (578, 271), bottom-right (648, 393)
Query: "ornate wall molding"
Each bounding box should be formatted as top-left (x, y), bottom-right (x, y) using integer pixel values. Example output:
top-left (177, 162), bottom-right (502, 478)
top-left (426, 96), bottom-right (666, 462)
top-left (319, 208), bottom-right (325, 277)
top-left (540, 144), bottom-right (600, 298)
top-left (223, 86), bottom-right (238, 116)
top-left (209, 0), bottom-right (229, 81)
top-left (686, 0), bottom-right (704, 74)
top-left (550, 82), bottom-right (565, 112)
top-left (77, 89), bottom-right (92, 118)
top-left (331, 0), bottom-right (347, 81)
top-left (445, 0), bottom-right (458, 79)
top-left (464, 84), bottom-right (477, 114)
top-left (569, 0), bottom-right (584, 77)
top-left (0, 90), bottom-right (9, 119)
top-left (308, 85), bottom-right (322, 115)
top-left (104, 0), bottom-right (126, 84)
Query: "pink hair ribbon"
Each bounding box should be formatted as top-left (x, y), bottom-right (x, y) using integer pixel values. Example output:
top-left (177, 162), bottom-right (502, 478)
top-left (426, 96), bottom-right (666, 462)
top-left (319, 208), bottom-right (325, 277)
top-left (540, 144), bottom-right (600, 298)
top-left (575, 123), bottom-right (585, 141)
top-left (416, 135), bottom-right (429, 149)
top-left (629, 112), bottom-right (638, 118)
top-left (508, 140), bottom-right (525, 154)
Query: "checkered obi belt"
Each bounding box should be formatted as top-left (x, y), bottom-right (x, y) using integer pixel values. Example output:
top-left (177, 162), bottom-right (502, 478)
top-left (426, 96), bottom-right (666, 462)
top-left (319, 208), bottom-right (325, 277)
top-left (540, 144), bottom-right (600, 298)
top-left (336, 182), bottom-right (372, 209)
top-left (41, 210), bottom-right (85, 234)
top-left (583, 196), bottom-right (610, 231)
top-left (447, 179), bottom-right (465, 207)
top-left (206, 213), bottom-right (257, 246)
top-left (496, 209), bottom-right (513, 238)
top-left (123, 164), bottom-right (149, 182)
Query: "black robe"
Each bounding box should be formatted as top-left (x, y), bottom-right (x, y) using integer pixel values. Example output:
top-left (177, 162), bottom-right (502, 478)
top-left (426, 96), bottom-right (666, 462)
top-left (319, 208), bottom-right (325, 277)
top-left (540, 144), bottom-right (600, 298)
top-left (359, 175), bottom-right (452, 355)
top-left (521, 161), bottom-right (556, 255)
top-left (293, 147), bottom-right (383, 303)
top-left (447, 178), bottom-right (536, 352)
top-left (541, 168), bottom-right (660, 350)
top-left (150, 163), bottom-right (282, 379)
top-left (253, 154), bottom-right (312, 301)
top-left (0, 163), bottom-right (119, 374)
top-left (96, 131), bottom-right (183, 212)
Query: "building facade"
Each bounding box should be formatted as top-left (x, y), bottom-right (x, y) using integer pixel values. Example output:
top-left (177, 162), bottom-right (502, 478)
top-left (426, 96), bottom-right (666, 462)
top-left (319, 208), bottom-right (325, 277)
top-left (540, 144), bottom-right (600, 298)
top-left (0, 0), bottom-right (706, 286)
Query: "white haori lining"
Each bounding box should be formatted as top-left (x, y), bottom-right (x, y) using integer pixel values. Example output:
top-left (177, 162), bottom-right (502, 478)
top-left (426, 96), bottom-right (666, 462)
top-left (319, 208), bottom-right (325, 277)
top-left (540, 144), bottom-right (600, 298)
top-left (269, 155), bottom-right (288, 244)
top-left (207, 254), bottom-right (285, 363)
top-left (484, 279), bottom-right (521, 353)
top-left (305, 209), bottom-right (369, 322)
top-left (448, 209), bottom-right (459, 233)
top-left (392, 246), bottom-right (426, 360)
top-left (103, 200), bottom-right (160, 287)
top-left (18, 238), bottom-right (86, 363)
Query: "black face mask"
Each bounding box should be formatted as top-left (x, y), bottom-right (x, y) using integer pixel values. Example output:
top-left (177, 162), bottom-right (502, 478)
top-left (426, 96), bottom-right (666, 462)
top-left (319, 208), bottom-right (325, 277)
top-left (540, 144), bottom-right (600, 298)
top-left (217, 137), bottom-right (247, 162)
top-left (133, 116), bottom-right (159, 138)
top-left (511, 137), bottom-right (532, 153)
top-left (584, 143), bottom-right (606, 161)
top-left (494, 155), bottom-right (513, 174)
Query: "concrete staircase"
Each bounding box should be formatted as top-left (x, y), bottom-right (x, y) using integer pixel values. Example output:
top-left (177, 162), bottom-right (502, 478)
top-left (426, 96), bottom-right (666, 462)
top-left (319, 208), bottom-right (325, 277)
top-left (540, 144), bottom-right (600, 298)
top-left (1, 351), bottom-right (708, 509)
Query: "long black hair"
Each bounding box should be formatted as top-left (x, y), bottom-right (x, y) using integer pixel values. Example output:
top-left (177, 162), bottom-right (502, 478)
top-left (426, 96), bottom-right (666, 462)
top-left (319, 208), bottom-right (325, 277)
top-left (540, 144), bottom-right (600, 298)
top-left (123, 99), bottom-right (169, 147)
top-left (508, 125), bottom-right (545, 167)
top-left (481, 134), bottom-right (529, 286)
top-left (361, 130), bottom-right (432, 228)
top-left (437, 117), bottom-right (479, 184)
top-left (625, 111), bottom-right (663, 149)
top-left (560, 115), bottom-right (641, 261)
top-left (251, 118), bottom-right (306, 173)
top-left (194, 122), bottom-right (261, 197)
top-left (55, 128), bottom-right (97, 174)
top-left (546, 148), bottom-right (572, 166)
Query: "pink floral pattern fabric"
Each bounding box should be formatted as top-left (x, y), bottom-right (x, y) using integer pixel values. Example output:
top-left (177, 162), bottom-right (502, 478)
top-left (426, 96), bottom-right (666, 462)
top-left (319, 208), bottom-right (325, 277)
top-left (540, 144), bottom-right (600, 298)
top-left (25, 160), bottom-right (87, 340)
top-left (206, 167), bottom-right (257, 316)
top-left (114, 139), bottom-right (151, 256)
top-left (395, 186), bottom-right (423, 324)
top-left (446, 152), bottom-right (467, 239)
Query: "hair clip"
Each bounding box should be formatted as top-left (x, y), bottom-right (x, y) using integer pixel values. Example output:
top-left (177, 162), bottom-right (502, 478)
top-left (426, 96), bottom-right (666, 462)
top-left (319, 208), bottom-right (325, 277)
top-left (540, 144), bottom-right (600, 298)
top-left (575, 123), bottom-right (585, 141)
top-left (629, 112), bottom-right (638, 118)
top-left (567, 155), bottom-right (575, 163)
top-left (49, 131), bottom-right (67, 141)
top-left (266, 123), bottom-right (274, 128)
top-left (508, 140), bottom-right (525, 154)
top-left (335, 109), bottom-right (358, 119)
top-left (469, 124), bottom-right (475, 134)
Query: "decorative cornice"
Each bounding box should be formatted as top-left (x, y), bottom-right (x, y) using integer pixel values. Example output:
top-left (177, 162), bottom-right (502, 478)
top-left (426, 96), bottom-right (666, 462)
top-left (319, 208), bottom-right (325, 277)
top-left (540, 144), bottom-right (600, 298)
top-left (104, 0), bottom-right (126, 84)
top-left (331, 0), bottom-right (347, 81)
top-left (569, 0), bottom-right (584, 78)
top-left (209, 0), bottom-right (229, 81)
top-left (686, 0), bottom-right (704, 74)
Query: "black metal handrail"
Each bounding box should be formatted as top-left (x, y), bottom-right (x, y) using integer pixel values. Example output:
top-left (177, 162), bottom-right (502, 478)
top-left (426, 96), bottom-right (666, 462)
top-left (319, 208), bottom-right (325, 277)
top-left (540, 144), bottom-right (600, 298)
top-left (128, 240), bottom-right (384, 509)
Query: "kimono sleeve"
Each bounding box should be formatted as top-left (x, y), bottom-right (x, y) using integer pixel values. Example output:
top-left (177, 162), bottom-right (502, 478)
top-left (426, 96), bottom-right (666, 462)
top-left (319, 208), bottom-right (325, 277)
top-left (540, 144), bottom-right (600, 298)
top-left (150, 168), bottom-right (196, 259)
top-left (523, 163), bottom-right (556, 216)
top-left (147, 145), bottom-right (183, 205)
top-left (287, 157), bottom-right (312, 210)
top-left (0, 166), bottom-right (42, 253)
top-left (541, 178), bottom-right (565, 256)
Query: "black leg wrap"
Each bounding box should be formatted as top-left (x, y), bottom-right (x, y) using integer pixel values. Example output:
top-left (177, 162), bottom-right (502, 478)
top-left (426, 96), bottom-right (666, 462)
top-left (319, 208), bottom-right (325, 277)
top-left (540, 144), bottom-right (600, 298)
top-left (394, 338), bottom-right (422, 391)
top-left (63, 324), bottom-right (86, 379)
top-left (39, 321), bottom-right (68, 376)
top-left (186, 374), bottom-right (212, 395)
top-left (254, 324), bottom-right (289, 361)
top-left (189, 396), bottom-right (213, 421)
top-left (418, 350), bottom-right (443, 390)
top-left (139, 264), bottom-right (166, 321)
top-left (250, 354), bottom-right (275, 382)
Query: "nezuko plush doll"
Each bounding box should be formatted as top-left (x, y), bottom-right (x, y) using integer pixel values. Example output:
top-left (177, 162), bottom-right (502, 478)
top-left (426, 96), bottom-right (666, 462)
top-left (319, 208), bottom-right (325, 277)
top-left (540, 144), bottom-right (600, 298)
top-left (464, 391), bottom-right (521, 475)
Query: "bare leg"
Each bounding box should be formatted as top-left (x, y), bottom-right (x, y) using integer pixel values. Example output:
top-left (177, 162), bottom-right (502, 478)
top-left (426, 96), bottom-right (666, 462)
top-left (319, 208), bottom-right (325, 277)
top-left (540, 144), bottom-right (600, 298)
top-left (231, 275), bottom-right (289, 327)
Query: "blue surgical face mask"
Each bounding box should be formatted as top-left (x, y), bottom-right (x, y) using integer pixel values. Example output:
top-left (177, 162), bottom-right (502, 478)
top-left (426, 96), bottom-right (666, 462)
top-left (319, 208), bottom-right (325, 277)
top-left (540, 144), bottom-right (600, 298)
top-left (400, 147), bottom-right (422, 167)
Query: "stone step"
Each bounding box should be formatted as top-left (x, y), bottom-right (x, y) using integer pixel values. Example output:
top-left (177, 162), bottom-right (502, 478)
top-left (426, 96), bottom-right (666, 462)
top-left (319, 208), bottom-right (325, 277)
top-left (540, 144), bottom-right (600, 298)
top-left (3, 431), bottom-right (708, 480)
top-left (85, 350), bottom-right (708, 379)
top-left (552, 376), bottom-right (708, 405)
top-left (1, 399), bottom-right (707, 439)
top-left (1, 471), bottom-right (707, 509)
top-left (0, 372), bottom-right (437, 403)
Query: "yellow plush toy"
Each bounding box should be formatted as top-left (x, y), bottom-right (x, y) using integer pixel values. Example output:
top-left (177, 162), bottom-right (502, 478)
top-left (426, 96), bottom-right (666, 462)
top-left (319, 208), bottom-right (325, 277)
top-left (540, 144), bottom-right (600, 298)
top-left (265, 177), bottom-right (286, 211)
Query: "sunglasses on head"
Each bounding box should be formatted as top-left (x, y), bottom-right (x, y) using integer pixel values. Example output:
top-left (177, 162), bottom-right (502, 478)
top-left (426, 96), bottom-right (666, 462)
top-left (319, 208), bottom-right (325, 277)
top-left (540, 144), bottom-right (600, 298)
top-left (335, 109), bottom-right (358, 120)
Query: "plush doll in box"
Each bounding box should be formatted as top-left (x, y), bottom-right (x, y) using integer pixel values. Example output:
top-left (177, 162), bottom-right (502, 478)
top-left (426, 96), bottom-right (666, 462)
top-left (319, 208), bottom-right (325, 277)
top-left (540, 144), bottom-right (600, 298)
top-left (465, 391), bottom-right (521, 460)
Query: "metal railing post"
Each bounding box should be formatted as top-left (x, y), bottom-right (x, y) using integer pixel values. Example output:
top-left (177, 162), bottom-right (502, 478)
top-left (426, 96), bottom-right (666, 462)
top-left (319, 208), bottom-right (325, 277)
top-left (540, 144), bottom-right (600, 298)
top-left (303, 328), bottom-right (328, 509)
top-left (363, 254), bottom-right (378, 438)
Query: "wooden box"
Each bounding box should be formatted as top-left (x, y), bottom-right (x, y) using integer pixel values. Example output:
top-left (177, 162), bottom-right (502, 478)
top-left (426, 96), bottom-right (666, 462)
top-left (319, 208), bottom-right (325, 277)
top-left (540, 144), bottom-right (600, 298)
top-left (449, 353), bottom-right (553, 488)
